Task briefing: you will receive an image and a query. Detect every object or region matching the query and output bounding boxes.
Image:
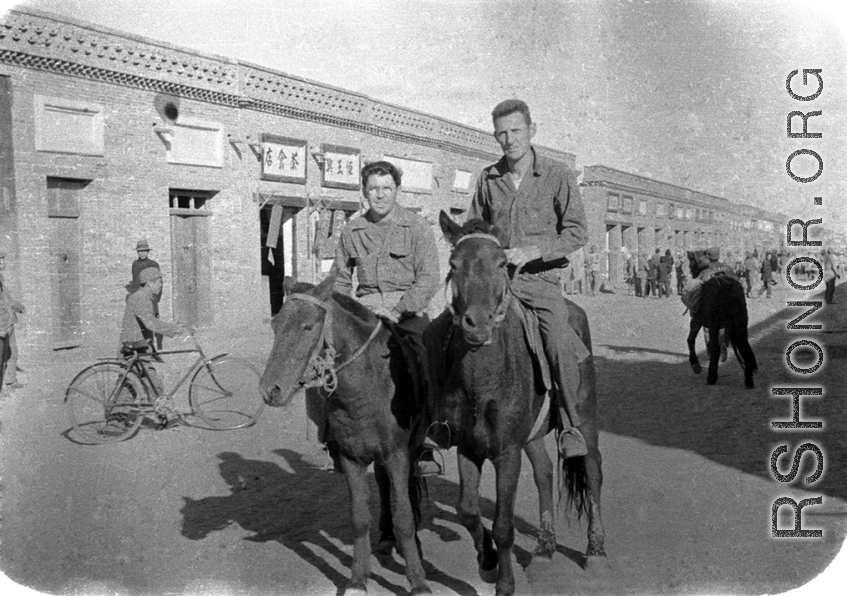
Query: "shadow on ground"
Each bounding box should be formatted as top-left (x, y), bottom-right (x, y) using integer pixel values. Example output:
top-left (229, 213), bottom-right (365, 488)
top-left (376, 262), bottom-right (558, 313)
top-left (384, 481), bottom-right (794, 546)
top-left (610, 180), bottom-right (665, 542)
top-left (180, 448), bottom-right (572, 596)
top-left (594, 288), bottom-right (847, 502)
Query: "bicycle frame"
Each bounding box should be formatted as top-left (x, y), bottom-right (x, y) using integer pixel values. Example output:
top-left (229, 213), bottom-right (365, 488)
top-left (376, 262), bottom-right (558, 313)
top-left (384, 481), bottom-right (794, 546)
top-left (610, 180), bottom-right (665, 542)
top-left (102, 339), bottom-right (217, 414)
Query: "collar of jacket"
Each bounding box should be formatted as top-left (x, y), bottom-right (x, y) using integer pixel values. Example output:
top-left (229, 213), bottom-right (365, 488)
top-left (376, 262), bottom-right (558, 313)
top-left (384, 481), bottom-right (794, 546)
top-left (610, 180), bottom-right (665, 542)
top-left (486, 146), bottom-right (549, 180)
top-left (347, 205), bottom-right (415, 231)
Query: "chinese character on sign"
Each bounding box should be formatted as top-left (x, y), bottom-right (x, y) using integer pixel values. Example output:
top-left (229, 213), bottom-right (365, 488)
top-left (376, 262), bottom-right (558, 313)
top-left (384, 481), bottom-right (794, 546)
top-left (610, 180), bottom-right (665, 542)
top-left (322, 145), bottom-right (361, 190)
top-left (260, 135), bottom-right (307, 183)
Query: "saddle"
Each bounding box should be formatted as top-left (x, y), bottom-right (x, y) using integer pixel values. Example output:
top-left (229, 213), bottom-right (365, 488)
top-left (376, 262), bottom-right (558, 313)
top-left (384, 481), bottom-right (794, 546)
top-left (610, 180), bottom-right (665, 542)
top-left (508, 299), bottom-right (553, 392)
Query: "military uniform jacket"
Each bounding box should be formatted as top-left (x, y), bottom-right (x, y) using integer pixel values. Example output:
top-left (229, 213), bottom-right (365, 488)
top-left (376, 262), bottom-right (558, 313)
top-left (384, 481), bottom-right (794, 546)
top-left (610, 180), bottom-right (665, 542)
top-left (468, 148), bottom-right (587, 278)
top-left (333, 205), bottom-right (440, 315)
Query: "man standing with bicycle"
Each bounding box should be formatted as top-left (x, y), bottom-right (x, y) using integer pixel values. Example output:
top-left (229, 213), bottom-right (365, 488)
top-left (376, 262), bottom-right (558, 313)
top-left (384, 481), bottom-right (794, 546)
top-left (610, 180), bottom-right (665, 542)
top-left (120, 267), bottom-right (186, 396)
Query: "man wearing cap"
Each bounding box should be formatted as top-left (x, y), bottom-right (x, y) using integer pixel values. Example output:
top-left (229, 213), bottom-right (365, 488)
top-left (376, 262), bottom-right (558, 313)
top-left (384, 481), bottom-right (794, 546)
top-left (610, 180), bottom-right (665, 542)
top-left (0, 250), bottom-right (25, 391)
top-left (128, 239), bottom-right (163, 348)
top-left (120, 267), bottom-right (185, 396)
top-left (697, 247), bottom-right (736, 282)
top-left (466, 98), bottom-right (591, 459)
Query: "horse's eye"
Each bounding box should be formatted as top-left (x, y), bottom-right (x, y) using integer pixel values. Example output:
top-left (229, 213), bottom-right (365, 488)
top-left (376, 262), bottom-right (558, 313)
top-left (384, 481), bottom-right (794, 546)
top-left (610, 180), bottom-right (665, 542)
top-left (498, 260), bottom-right (507, 268)
top-left (303, 323), bottom-right (315, 331)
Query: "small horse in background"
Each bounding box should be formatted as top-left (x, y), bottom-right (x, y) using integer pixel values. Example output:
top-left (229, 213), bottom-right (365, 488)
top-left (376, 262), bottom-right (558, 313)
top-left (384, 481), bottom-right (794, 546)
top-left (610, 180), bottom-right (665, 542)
top-left (429, 212), bottom-right (607, 596)
top-left (686, 250), bottom-right (757, 388)
top-left (260, 275), bottom-right (431, 596)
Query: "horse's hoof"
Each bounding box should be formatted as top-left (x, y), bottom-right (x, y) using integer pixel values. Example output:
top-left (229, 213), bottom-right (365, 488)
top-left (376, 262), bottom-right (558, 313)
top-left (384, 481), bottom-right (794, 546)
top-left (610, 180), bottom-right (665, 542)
top-left (343, 587), bottom-right (368, 596)
top-left (410, 585), bottom-right (433, 596)
top-left (745, 380), bottom-right (755, 389)
top-left (584, 555), bottom-right (611, 574)
top-left (707, 374), bottom-right (717, 385)
top-left (692, 363), bottom-right (702, 374)
top-left (532, 539), bottom-right (556, 560)
top-left (479, 564), bottom-right (498, 584)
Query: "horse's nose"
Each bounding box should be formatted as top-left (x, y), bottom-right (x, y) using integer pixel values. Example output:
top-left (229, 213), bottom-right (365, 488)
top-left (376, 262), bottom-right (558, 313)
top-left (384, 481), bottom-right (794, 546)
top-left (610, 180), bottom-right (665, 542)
top-left (462, 313), bottom-right (476, 331)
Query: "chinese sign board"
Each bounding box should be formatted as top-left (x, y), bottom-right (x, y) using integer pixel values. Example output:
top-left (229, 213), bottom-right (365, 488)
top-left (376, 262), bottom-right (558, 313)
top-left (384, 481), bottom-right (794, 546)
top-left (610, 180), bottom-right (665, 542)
top-left (322, 144), bottom-right (360, 190)
top-left (384, 155), bottom-right (433, 192)
top-left (261, 134), bottom-right (307, 183)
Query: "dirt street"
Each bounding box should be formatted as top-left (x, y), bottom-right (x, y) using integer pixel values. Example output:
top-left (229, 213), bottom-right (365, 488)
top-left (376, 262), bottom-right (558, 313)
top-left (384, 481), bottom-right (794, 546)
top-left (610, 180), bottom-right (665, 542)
top-left (1, 279), bottom-right (845, 596)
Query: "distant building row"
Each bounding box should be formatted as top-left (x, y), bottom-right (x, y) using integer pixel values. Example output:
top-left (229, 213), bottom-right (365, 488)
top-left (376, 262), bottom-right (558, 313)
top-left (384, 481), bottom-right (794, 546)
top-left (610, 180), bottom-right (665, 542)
top-left (0, 8), bottom-right (785, 355)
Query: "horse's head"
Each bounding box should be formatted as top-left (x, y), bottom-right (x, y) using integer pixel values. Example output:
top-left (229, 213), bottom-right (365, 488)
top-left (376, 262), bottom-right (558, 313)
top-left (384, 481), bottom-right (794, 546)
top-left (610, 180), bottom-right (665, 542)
top-left (260, 274), bottom-right (335, 407)
top-left (440, 210), bottom-right (510, 348)
top-left (687, 250), bottom-right (708, 279)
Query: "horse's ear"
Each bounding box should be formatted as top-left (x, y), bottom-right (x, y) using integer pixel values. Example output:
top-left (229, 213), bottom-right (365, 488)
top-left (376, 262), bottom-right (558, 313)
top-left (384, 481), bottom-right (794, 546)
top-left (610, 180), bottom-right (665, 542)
top-left (439, 210), bottom-right (463, 246)
top-left (686, 251), bottom-right (696, 262)
top-left (282, 276), bottom-right (298, 295)
top-left (314, 270), bottom-right (336, 300)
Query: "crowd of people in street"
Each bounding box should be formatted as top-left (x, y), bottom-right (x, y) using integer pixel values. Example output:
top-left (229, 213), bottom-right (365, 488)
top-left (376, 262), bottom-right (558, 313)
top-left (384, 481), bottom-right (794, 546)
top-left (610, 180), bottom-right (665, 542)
top-left (559, 245), bottom-right (846, 304)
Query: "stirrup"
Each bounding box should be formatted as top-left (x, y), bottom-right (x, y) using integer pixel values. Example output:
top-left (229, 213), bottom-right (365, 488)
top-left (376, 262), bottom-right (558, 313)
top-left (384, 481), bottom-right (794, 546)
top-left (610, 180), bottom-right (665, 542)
top-left (415, 448), bottom-right (445, 477)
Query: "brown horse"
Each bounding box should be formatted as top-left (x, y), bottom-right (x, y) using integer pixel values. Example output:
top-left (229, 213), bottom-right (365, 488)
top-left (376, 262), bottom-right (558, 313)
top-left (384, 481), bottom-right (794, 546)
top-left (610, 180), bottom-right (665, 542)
top-left (429, 212), bottom-right (607, 596)
top-left (686, 250), bottom-right (757, 388)
top-left (260, 276), bottom-right (431, 596)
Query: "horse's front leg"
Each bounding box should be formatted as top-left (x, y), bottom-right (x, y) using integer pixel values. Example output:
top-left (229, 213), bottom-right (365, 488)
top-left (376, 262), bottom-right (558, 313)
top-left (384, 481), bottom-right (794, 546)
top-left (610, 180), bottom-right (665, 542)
top-left (491, 447), bottom-right (523, 596)
top-left (373, 462), bottom-right (397, 556)
top-left (383, 449), bottom-right (431, 595)
top-left (524, 435), bottom-right (556, 559)
top-left (706, 325), bottom-right (721, 385)
top-left (687, 317), bottom-right (702, 374)
top-left (456, 448), bottom-right (498, 582)
top-left (339, 456), bottom-right (372, 595)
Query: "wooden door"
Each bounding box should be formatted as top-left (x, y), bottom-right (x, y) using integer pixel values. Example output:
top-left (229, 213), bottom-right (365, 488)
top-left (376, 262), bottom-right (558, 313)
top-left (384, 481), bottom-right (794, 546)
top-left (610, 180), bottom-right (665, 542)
top-left (50, 218), bottom-right (82, 348)
top-left (170, 214), bottom-right (211, 328)
top-left (47, 177), bottom-right (85, 349)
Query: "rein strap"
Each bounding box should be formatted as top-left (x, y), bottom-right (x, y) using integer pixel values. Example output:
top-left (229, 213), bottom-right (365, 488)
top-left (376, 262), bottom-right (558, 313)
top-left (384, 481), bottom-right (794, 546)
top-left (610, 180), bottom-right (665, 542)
top-left (287, 292), bottom-right (383, 395)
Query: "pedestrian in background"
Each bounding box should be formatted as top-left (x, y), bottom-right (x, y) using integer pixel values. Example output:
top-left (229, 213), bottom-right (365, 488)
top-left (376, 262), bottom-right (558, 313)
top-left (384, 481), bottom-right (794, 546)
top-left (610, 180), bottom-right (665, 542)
top-left (675, 252), bottom-right (687, 295)
top-left (823, 248), bottom-right (841, 304)
top-left (0, 251), bottom-right (25, 391)
top-left (743, 251), bottom-right (758, 298)
top-left (127, 239), bottom-right (163, 348)
top-left (0, 277), bottom-right (14, 394)
top-left (585, 245), bottom-right (601, 296)
top-left (758, 251), bottom-right (773, 299)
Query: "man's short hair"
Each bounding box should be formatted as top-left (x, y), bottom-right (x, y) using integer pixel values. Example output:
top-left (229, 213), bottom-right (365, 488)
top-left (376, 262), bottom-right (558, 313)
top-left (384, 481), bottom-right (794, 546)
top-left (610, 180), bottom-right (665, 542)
top-left (491, 99), bottom-right (532, 125)
top-left (361, 161), bottom-right (402, 188)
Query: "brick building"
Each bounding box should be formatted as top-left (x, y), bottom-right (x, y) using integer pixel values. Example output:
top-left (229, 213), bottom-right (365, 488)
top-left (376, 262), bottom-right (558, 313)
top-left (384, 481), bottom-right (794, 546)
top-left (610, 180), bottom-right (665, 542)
top-left (0, 8), bottom-right (783, 357)
top-left (581, 165), bottom-right (785, 287)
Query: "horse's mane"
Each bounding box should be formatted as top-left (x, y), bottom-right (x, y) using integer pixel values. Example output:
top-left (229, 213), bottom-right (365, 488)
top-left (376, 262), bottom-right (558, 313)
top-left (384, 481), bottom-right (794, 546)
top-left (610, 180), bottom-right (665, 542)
top-left (332, 292), bottom-right (380, 323)
top-left (461, 218), bottom-right (495, 235)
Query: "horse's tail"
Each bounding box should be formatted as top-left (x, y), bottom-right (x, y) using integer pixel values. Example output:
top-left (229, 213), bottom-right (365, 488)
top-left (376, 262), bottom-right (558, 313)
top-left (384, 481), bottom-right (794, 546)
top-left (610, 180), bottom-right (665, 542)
top-left (558, 453), bottom-right (590, 521)
top-left (728, 325), bottom-right (758, 373)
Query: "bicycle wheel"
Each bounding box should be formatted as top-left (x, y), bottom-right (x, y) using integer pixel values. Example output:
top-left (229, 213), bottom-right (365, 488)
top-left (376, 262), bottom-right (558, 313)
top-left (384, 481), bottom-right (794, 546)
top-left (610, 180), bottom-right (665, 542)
top-left (65, 362), bottom-right (145, 444)
top-left (188, 356), bottom-right (263, 430)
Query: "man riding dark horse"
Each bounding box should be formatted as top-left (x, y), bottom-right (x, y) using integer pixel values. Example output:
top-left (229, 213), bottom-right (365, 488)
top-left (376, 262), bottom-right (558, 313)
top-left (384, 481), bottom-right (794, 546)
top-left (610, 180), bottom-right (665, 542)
top-left (328, 160), bottom-right (442, 475)
top-left (465, 98), bottom-right (590, 459)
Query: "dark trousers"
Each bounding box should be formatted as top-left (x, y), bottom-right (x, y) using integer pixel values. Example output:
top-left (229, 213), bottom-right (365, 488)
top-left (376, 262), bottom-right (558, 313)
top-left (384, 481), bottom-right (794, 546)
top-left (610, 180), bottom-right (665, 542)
top-left (634, 278), bottom-right (643, 297)
top-left (0, 335), bottom-right (9, 388)
top-left (825, 278), bottom-right (837, 303)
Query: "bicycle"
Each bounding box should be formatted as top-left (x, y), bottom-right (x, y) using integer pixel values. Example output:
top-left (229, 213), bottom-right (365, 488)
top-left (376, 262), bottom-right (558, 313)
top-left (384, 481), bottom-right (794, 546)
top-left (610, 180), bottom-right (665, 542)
top-left (64, 336), bottom-right (264, 444)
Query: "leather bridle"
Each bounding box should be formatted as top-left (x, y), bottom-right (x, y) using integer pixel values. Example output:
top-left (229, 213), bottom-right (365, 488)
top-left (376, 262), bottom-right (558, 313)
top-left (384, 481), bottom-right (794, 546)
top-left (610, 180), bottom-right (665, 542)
top-left (451, 232), bottom-right (513, 331)
top-left (285, 292), bottom-right (384, 396)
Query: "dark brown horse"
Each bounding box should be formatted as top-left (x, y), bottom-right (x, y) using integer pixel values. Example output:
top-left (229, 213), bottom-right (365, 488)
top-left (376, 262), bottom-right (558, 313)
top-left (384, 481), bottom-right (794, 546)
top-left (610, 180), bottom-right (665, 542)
top-left (260, 276), bottom-right (431, 595)
top-left (686, 250), bottom-right (757, 388)
top-left (429, 212), bottom-right (607, 596)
